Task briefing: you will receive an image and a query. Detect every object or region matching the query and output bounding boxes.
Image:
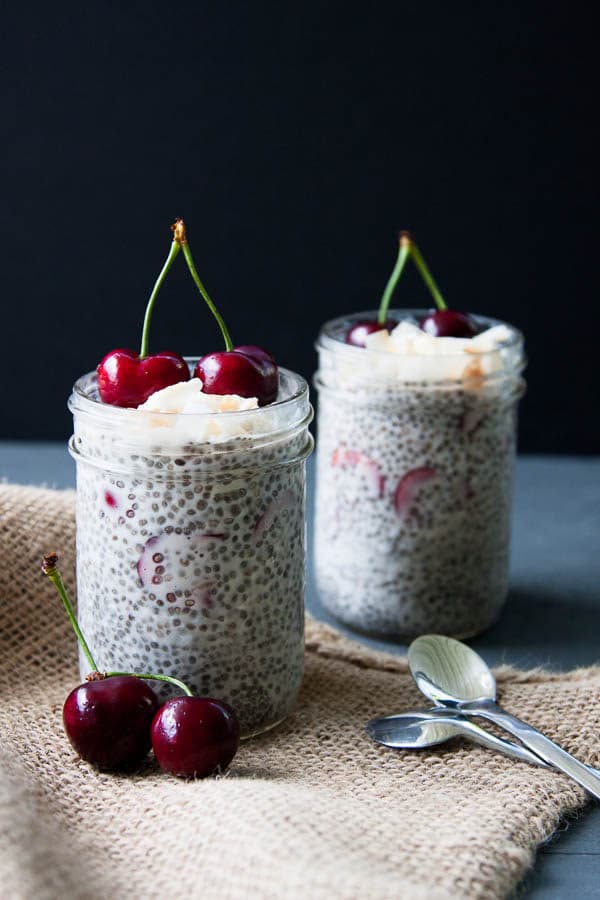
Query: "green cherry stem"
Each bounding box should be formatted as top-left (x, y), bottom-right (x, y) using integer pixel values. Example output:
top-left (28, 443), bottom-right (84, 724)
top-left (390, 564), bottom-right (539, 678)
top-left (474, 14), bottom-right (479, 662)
top-left (106, 671), bottom-right (194, 696)
top-left (406, 233), bottom-right (448, 311)
top-left (172, 218), bottom-right (234, 352)
top-left (139, 237), bottom-right (182, 359)
top-left (377, 232), bottom-right (412, 324)
top-left (42, 554), bottom-right (194, 697)
top-left (42, 553), bottom-right (97, 672)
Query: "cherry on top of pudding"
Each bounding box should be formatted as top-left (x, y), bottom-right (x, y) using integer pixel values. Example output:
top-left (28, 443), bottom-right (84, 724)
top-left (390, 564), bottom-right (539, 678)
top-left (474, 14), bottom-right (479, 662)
top-left (419, 309), bottom-right (478, 338)
top-left (194, 345), bottom-right (278, 406)
top-left (95, 218), bottom-right (278, 409)
top-left (97, 348), bottom-right (190, 408)
top-left (345, 319), bottom-right (397, 347)
top-left (344, 230), bottom-right (480, 346)
top-left (70, 365), bottom-right (311, 455)
top-left (346, 310), bottom-right (478, 346)
top-left (98, 344), bottom-right (278, 409)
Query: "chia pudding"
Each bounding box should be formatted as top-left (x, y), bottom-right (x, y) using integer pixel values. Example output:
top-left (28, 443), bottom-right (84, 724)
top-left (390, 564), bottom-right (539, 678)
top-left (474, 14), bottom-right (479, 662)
top-left (314, 310), bottom-right (525, 638)
top-left (69, 366), bottom-right (313, 736)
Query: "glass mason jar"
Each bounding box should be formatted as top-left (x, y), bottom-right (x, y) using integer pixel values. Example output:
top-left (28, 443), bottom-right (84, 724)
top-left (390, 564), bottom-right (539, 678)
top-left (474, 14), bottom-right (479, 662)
top-left (69, 365), bottom-right (313, 737)
top-left (314, 311), bottom-right (526, 639)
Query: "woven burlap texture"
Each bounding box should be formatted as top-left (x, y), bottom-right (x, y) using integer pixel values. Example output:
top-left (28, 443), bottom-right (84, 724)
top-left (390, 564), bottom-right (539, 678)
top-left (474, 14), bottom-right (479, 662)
top-left (1, 483), bottom-right (599, 900)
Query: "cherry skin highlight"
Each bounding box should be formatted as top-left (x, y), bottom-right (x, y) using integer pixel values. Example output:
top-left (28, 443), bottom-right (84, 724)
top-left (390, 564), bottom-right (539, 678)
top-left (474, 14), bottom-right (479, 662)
top-left (97, 348), bottom-right (190, 408)
top-left (194, 345), bottom-right (278, 406)
top-left (345, 319), bottom-right (396, 348)
top-left (151, 696), bottom-right (240, 778)
top-left (419, 310), bottom-right (478, 338)
top-left (62, 675), bottom-right (159, 771)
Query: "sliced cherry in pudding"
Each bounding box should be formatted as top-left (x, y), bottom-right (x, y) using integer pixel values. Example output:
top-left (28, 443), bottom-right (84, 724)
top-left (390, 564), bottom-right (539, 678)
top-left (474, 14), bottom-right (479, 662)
top-left (393, 466), bottom-right (437, 516)
top-left (332, 448), bottom-right (386, 499)
top-left (97, 348), bottom-right (190, 408)
top-left (251, 490), bottom-right (296, 544)
top-left (136, 531), bottom-right (226, 605)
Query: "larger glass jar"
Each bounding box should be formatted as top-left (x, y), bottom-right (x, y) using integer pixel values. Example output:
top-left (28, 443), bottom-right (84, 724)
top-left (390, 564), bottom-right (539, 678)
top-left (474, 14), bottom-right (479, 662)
top-left (69, 366), bottom-right (313, 737)
top-left (314, 311), bottom-right (526, 638)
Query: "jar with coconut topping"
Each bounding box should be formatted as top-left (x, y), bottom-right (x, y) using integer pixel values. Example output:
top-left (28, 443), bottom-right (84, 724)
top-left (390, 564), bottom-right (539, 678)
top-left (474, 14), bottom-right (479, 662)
top-left (314, 310), bottom-right (525, 638)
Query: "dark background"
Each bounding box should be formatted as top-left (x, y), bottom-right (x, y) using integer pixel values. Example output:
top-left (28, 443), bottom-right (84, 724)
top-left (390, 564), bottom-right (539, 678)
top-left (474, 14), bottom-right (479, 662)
top-left (2, 1), bottom-right (598, 451)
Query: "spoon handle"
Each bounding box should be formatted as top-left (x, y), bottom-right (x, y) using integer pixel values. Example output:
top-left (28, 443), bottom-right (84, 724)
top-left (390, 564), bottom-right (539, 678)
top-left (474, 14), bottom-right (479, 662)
top-left (369, 713), bottom-right (549, 767)
top-left (420, 710), bottom-right (551, 767)
top-left (464, 702), bottom-right (600, 800)
top-left (441, 721), bottom-right (548, 766)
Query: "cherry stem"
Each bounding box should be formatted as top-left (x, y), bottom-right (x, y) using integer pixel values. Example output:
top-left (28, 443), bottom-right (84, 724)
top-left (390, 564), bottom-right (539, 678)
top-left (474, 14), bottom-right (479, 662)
top-left (42, 554), bottom-right (98, 672)
top-left (172, 218), bottom-right (234, 352)
top-left (377, 232), bottom-right (411, 324)
top-left (42, 554), bottom-right (195, 697)
top-left (406, 233), bottom-right (447, 311)
top-left (106, 671), bottom-right (194, 696)
top-left (139, 239), bottom-right (182, 359)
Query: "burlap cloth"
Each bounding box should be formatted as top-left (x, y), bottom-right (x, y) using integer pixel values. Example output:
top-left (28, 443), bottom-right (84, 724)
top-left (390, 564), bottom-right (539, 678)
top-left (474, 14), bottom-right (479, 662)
top-left (1, 483), bottom-right (599, 900)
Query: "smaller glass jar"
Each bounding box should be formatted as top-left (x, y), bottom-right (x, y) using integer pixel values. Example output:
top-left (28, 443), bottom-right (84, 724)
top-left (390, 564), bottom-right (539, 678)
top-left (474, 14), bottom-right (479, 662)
top-left (69, 365), bottom-right (313, 737)
top-left (313, 311), bottom-right (526, 639)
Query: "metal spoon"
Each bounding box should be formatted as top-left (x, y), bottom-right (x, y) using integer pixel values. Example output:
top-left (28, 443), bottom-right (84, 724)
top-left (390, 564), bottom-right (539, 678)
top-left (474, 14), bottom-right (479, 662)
top-left (366, 710), bottom-right (600, 774)
top-left (366, 711), bottom-right (548, 766)
top-left (408, 634), bottom-right (600, 799)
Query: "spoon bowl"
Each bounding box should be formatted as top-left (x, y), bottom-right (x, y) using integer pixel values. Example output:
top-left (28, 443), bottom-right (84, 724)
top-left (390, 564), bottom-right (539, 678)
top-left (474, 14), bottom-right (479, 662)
top-left (367, 713), bottom-right (464, 749)
top-left (407, 634), bottom-right (600, 800)
top-left (408, 634), bottom-right (495, 705)
top-left (366, 710), bottom-right (547, 765)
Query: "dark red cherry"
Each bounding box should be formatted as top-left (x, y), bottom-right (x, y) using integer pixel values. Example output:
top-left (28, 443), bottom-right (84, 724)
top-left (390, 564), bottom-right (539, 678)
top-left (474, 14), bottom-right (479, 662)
top-left (151, 696), bottom-right (240, 779)
top-left (345, 319), bottom-right (396, 347)
top-left (97, 348), bottom-right (190, 408)
top-left (419, 310), bottom-right (478, 338)
top-left (194, 345), bottom-right (278, 406)
top-left (62, 675), bottom-right (159, 771)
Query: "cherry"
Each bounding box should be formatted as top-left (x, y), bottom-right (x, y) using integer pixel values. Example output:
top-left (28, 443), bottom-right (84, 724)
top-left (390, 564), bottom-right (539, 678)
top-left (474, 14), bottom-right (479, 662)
top-left (97, 221), bottom-right (189, 407)
top-left (345, 319), bottom-right (396, 348)
top-left (194, 345), bottom-right (278, 406)
top-left (419, 309), bottom-right (478, 338)
top-left (176, 223), bottom-right (279, 404)
top-left (63, 675), bottom-right (159, 771)
top-left (42, 553), bottom-right (240, 780)
top-left (235, 345), bottom-right (278, 391)
top-left (345, 232), bottom-right (412, 346)
top-left (347, 231), bottom-right (479, 344)
top-left (97, 348), bottom-right (189, 408)
top-left (151, 696), bottom-right (240, 779)
top-left (42, 553), bottom-right (160, 770)
top-left (404, 234), bottom-right (479, 338)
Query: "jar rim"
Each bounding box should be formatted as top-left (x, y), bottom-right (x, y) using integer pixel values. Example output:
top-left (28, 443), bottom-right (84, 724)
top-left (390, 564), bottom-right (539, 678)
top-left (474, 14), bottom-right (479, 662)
top-left (316, 309), bottom-right (524, 358)
top-left (69, 361), bottom-right (310, 424)
top-left (315, 309), bottom-right (525, 390)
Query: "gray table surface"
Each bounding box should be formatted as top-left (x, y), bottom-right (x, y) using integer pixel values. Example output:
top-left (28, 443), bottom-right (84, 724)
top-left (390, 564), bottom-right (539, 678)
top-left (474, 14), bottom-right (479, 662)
top-left (2, 442), bottom-right (599, 898)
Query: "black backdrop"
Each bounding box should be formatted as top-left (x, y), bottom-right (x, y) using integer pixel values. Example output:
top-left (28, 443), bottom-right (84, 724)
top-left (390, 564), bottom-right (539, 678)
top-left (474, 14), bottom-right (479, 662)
top-left (3, 1), bottom-right (598, 451)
